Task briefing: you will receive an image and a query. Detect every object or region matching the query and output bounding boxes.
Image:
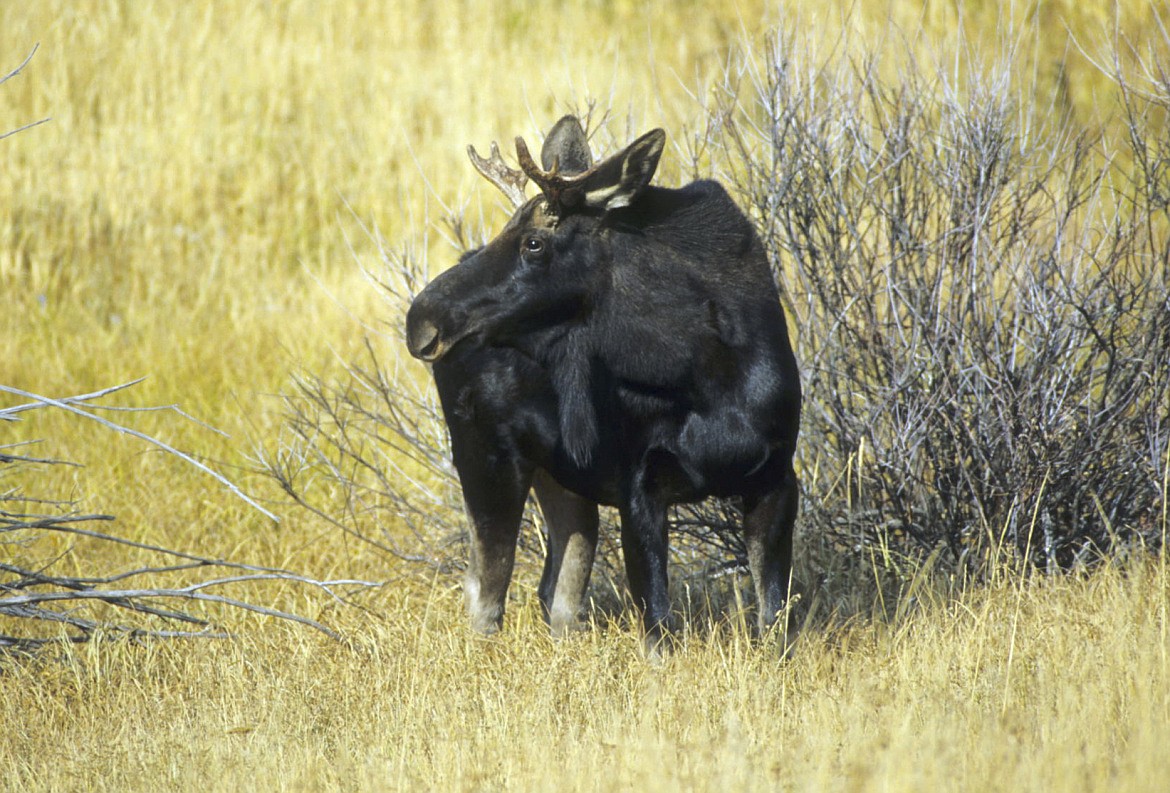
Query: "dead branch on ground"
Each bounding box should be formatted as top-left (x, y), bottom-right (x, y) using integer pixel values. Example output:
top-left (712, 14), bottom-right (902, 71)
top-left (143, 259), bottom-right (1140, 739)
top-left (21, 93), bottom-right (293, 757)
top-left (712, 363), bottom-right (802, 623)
top-left (1, 381), bottom-right (377, 653)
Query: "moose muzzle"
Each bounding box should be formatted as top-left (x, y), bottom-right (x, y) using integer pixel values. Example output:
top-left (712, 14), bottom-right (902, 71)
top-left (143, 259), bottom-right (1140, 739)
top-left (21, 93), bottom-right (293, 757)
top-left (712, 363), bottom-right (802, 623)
top-left (406, 312), bottom-right (443, 361)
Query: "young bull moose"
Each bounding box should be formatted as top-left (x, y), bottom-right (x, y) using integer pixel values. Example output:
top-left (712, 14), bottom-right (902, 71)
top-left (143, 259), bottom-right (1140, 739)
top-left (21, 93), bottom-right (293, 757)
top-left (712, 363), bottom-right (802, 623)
top-left (405, 116), bottom-right (801, 652)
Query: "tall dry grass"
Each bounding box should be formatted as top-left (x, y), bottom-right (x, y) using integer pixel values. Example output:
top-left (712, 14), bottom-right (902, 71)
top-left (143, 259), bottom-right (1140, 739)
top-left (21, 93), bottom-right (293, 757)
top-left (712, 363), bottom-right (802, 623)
top-left (2, 1), bottom-right (1168, 790)
top-left (1, 561), bottom-right (1168, 791)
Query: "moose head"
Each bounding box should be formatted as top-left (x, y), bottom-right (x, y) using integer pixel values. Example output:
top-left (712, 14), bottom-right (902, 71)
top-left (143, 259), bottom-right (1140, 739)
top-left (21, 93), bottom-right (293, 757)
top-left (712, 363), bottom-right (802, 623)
top-left (405, 116), bottom-right (664, 365)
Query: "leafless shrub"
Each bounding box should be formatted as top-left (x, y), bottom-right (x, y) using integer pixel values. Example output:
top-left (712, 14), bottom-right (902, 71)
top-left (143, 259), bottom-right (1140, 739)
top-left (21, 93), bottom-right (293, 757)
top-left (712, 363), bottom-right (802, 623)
top-left (695, 28), bottom-right (1169, 590)
top-left (267, 330), bottom-right (469, 572)
top-left (1, 382), bottom-right (374, 652)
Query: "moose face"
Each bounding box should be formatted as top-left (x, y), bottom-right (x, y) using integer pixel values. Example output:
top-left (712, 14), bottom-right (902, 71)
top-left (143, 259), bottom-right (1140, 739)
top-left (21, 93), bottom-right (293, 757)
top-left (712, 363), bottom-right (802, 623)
top-left (405, 199), bottom-right (586, 362)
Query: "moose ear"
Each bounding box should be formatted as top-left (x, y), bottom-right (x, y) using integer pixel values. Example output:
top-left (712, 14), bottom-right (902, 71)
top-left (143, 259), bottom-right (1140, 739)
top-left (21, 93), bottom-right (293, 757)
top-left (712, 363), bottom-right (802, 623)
top-left (580, 128), bottom-right (665, 211)
top-left (541, 116), bottom-right (593, 175)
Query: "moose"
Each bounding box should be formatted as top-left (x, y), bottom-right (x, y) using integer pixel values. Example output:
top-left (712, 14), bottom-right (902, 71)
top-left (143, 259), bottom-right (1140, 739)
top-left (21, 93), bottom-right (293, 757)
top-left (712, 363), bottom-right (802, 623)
top-left (406, 116), bottom-right (801, 652)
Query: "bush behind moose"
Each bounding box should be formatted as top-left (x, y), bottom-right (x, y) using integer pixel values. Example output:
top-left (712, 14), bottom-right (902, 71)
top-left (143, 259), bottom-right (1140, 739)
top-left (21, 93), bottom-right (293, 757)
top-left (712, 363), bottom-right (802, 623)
top-left (717, 34), bottom-right (1169, 579)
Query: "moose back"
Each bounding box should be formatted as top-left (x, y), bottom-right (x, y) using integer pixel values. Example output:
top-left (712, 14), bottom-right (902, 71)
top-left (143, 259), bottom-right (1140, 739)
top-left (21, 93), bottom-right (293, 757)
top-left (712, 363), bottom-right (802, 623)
top-left (406, 116), bottom-right (801, 652)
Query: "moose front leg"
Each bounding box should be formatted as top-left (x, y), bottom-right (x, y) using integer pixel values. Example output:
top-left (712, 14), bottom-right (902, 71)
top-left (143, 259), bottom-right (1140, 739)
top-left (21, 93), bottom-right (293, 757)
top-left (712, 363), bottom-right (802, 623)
top-left (533, 470), bottom-right (599, 637)
top-left (433, 359), bottom-right (535, 636)
top-left (742, 459), bottom-right (799, 640)
top-left (465, 521), bottom-right (522, 635)
top-left (456, 457), bottom-right (533, 635)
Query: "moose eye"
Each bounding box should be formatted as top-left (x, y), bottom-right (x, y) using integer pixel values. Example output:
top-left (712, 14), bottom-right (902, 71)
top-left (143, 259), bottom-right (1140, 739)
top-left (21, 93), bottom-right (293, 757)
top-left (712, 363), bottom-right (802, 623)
top-left (521, 236), bottom-right (545, 257)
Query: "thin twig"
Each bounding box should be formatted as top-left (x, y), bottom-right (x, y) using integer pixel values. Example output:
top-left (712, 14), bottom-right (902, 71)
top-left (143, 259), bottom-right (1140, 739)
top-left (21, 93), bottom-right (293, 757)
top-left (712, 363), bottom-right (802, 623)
top-left (0, 385), bottom-right (277, 521)
top-left (1, 44), bottom-right (50, 141)
top-left (0, 586), bottom-right (342, 639)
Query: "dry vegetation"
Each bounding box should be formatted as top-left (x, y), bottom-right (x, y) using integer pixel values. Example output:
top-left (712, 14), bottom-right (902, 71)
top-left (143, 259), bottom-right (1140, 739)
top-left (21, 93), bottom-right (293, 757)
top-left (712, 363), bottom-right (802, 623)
top-left (2, 1), bottom-right (1168, 791)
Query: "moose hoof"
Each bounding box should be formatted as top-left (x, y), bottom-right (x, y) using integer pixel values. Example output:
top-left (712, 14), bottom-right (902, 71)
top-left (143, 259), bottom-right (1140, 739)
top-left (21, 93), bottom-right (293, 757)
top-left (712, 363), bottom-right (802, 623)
top-left (466, 601), bottom-right (505, 636)
top-left (548, 610), bottom-right (587, 638)
top-left (759, 616), bottom-right (798, 658)
top-left (641, 632), bottom-right (674, 664)
top-left (469, 616), bottom-right (503, 636)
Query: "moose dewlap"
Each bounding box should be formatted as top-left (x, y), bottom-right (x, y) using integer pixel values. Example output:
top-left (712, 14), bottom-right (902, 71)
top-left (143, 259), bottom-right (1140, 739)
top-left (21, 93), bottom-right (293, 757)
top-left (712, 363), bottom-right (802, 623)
top-left (406, 116), bottom-right (801, 653)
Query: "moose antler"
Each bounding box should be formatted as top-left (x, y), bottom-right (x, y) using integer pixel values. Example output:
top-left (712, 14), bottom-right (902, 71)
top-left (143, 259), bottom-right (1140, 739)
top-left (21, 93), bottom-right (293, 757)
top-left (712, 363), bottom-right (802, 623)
top-left (514, 136), bottom-right (597, 209)
top-left (467, 141), bottom-right (529, 208)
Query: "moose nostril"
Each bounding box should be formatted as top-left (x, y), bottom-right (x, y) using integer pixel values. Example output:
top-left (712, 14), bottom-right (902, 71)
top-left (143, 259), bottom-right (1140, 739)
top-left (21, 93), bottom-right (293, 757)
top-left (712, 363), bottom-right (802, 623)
top-left (408, 318), bottom-right (441, 361)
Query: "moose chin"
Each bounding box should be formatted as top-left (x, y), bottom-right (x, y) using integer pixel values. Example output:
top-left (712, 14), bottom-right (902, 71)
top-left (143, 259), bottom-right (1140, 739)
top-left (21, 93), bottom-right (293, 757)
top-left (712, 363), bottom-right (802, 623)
top-left (406, 116), bottom-right (801, 654)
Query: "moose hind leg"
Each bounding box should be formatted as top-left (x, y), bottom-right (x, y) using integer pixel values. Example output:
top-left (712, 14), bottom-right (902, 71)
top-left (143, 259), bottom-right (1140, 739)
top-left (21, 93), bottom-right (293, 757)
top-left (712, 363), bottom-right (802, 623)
top-left (620, 465), bottom-right (673, 655)
top-left (743, 461), bottom-right (799, 639)
top-left (533, 470), bottom-right (600, 637)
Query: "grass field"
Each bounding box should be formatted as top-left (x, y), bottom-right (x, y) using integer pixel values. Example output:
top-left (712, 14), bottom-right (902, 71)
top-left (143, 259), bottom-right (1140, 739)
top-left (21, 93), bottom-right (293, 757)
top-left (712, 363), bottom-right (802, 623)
top-left (3, 2), bottom-right (1168, 790)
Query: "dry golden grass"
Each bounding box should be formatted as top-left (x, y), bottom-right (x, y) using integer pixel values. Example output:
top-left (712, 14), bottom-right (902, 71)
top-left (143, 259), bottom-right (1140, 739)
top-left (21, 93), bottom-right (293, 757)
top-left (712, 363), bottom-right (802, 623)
top-left (2, 563), bottom-right (1168, 791)
top-left (3, 1), bottom-right (1168, 790)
